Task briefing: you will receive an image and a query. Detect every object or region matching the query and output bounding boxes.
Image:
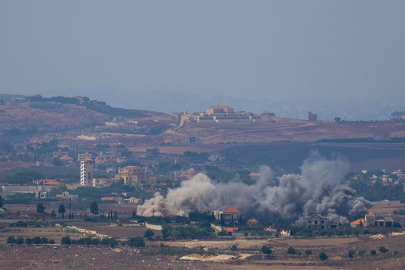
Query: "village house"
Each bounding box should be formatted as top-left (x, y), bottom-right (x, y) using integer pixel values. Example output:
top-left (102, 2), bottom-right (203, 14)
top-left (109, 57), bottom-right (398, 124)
top-left (129, 197), bottom-right (143, 204)
top-left (246, 218), bottom-right (259, 226)
top-left (214, 205), bottom-right (241, 225)
top-left (77, 152), bottom-right (92, 161)
top-left (115, 166), bottom-right (149, 185)
top-left (306, 214), bottom-right (329, 230)
top-left (351, 213), bottom-right (394, 228)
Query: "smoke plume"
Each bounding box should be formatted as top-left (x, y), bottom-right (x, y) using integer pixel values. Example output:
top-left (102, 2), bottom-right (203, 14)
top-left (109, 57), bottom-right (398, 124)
top-left (137, 152), bottom-right (371, 224)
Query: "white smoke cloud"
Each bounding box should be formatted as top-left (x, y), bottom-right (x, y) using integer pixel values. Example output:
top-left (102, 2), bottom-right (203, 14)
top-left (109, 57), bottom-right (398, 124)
top-left (137, 152), bottom-right (372, 224)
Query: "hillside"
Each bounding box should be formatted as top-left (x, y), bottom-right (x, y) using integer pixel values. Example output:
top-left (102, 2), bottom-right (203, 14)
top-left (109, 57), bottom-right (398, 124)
top-left (0, 95), bottom-right (168, 137)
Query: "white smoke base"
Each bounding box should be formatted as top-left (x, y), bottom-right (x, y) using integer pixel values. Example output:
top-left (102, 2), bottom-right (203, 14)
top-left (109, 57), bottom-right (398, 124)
top-left (137, 152), bottom-right (372, 224)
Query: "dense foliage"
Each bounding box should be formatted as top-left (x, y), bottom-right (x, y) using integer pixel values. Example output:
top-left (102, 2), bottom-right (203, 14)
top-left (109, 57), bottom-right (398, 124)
top-left (162, 223), bottom-right (215, 239)
top-left (349, 181), bottom-right (405, 201)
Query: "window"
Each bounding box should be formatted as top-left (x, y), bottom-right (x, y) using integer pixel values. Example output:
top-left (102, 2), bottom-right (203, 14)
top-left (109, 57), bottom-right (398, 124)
top-left (315, 221), bottom-right (318, 224)
top-left (321, 226), bottom-right (324, 229)
top-left (321, 220), bottom-right (324, 224)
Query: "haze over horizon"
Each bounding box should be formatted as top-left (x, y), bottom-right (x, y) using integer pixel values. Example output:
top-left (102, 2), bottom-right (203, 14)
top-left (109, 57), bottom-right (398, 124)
top-left (1, 1), bottom-right (405, 111)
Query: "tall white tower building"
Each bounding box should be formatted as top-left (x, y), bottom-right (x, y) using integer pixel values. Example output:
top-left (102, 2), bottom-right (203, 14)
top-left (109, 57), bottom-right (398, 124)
top-left (80, 158), bottom-right (93, 186)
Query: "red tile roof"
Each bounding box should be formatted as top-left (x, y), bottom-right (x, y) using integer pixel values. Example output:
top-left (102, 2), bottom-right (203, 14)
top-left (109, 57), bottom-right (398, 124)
top-left (44, 181), bottom-right (60, 186)
top-left (223, 205), bottom-right (241, 214)
top-left (350, 218), bottom-right (363, 225)
top-left (246, 218), bottom-right (259, 223)
top-left (222, 227), bottom-right (239, 233)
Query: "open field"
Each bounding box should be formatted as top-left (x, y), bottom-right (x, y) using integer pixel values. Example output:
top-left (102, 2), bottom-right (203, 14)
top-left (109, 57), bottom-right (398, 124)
top-left (2, 229), bottom-right (405, 269)
top-left (370, 201), bottom-right (405, 215)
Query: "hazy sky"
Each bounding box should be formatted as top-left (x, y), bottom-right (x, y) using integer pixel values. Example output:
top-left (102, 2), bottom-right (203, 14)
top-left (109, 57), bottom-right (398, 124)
top-left (1, 1), bottom-right (404, 101)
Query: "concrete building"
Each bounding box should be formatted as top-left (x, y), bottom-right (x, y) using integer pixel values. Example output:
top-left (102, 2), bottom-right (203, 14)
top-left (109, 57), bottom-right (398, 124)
top-left (78, 152), bottom-right (92, 161)
top-left (306, 214), bottom-right (329, 230)
top-left (80, 158), bottom-right (93, 186)
top-left (214, 205), bottom-right (241, 225)
top-left (184, 137), bottom-right (203, 145)
top-left (115, 166), bottom-right (148, 185)
top-left (206, 105), bottom-right (234, 115)
top-left (307, 111), bottom-right (317, 121)
top-left (146, 147), bottom-right (160, 157)
top-left (372, 131), bottom-right (391, 141)
top-left (62, 192), bottom-right (79, 200)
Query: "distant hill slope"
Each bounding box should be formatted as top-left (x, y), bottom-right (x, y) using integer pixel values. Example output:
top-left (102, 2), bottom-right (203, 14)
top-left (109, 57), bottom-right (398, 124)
top-left (0, 94), bottom-right (168, 135)
top-left (0, 94), bottom-right (25, 102)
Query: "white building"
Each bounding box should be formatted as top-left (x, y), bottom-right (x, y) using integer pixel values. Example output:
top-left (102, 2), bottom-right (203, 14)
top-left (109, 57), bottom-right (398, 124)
top-left (78, 152), bottom-right (92, 161)
top-left (80, 158), bottom-right (93, 186)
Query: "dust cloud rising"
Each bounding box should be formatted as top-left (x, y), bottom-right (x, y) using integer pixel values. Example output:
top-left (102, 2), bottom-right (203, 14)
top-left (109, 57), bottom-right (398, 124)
top-left (137, 152), bottom-right (371, 224)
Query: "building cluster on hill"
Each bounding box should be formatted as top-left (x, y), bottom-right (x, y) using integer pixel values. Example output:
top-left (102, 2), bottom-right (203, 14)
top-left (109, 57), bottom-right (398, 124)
top-left (180, 104), bottom-right (276, 125)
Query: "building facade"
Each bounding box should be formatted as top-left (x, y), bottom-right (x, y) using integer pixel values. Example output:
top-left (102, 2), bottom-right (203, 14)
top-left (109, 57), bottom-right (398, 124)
top-left (306, 214), bottom-right (329, 230)
top-left (115, 166), bottom-right (148, 185)
top-left (80, 158), bottom-right (93, 186)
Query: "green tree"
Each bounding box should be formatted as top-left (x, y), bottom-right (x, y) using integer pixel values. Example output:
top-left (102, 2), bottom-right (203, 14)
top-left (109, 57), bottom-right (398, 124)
top-left (36, 203), bottom-right (45, 213)
top-left (334, 117), bottom-right (341, 122)
top-left (0, 195), bottom-right (4, 208)
top-left (144, 229), bottom-right (154, 240)
top-left (61, 236), bottom-right (71, 245)
top-left (287, 246), bottom-right (296, 254)
top-left (58, 204), bottom-right (66, 219)
top-left (231, 245), bottom-right (237, 251)
top-left (41, 237), bottom-right (48, 244)
top-left (25, 237), bottom-right (33, 245)
top-left (127, 237), bottom-right (145, 247)
top-left (348, 250), bottom-right (355, 258)
top-left (261, 245), bottom-right (272, 255)
top-left (50, 210), bottom-right (56, 218)
top-left (49, 239), bottom-right (56, 244)
top-left (379, 246), bottom-right (388, 254)
top-left (52, 158), bottom-right (63, 166)
top-left (90, 201), bottom-right (98, 214)
top-left (101, 238), bottom-right (118, 247)
top-left (32, 236), bottom-right (41, 245)
top-left (319, 252), bottom-right (328, 261)
top-left (305, 250), bottom-right (312, 256)
top-left (370, 250), bottom-right (377, 256)
top-left (7, 236), bottom-right (16, 244)
top-left (16, 237), bottom-right (24, 245)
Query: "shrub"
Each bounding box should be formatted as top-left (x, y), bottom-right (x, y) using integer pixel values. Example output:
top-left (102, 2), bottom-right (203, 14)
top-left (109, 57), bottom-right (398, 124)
top-left (218, 230), bottom-right (227, 236)
top-left (49, 239), bottom-right (56, 244)
top-left (358, 249), bottom-right (365, 256)
top-left (61, 236), bottom-right (71, 245)
top-left (348, 250), bottom-right (355, 258)
top-left (32, 236), bottom-right (41, 245)
top-left (379, 246), bottom-right (388, 254)
top-left (261, 245), bottom-right (272, 255)
top-left (7, 236), bottom-right (16, 244)
top-left (363, 229), bottom-right (370, 235)
top-left (16, 237), bottom-right (24, 245)
top-left (319, 252), bottom-right (328, 261)
top-left (231, 245), bottom-right (237, 251)
top-left (91, 238), bottom-right (100, 245)
top-left (287, 246), bottom-right (296, 254)
top-left (144, 229), bottom-right (155, 239)
top-left (25, 237), bottom-right (33, 245)
top-left (305, 250), bottom-right (312, 256)
top-left (101, 238), bottom-right (118, 247)
top-left (127, 237), bottom-right (145, 247)
top-left (370, 250), bottom-right (377, 256)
